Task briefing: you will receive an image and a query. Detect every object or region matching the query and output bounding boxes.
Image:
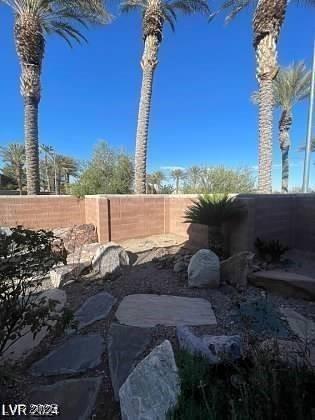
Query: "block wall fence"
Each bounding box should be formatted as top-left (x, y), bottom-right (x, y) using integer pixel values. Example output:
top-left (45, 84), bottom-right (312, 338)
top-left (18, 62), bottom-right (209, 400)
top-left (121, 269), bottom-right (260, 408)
top-left (1, 194), bottom-right (315, 253)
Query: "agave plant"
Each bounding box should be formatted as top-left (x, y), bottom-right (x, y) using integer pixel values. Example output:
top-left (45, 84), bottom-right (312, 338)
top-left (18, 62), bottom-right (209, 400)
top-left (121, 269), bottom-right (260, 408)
top-left (184, 194), bottom-right (246, 257)
top-left (2, 0), bottom-right (110, 195)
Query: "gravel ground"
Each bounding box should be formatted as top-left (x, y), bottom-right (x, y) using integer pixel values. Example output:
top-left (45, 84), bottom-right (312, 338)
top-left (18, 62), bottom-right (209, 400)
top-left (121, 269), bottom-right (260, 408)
top-left (2, 245), bottom-right (315, 419)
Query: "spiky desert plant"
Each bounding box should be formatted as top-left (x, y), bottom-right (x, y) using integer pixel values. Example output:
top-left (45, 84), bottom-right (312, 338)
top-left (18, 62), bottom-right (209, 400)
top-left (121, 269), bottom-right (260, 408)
top-left (215, 0), bottom-right (315, 193)
top-left (2, 0), bottom-right (110, 195)
top-left (184, 194), bottom-right (246, 257)
top-left (253, 62), bottom-right (311, 193)
top-left (121, 0), bottom-right (209, 194)
top-left (0, 143), bottom-right (25, 194)
top-left (171, 168), bottom-right (185, 194)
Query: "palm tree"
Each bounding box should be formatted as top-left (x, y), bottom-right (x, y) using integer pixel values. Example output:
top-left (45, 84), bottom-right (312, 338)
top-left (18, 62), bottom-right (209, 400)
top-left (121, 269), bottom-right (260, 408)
top-left (0, 143), bottom-right (25, 194)
top-left (2, 0), bottom-right (110, 195)
top-left (40, 144), bottom-right (55, 192)
top-left (253, 62), bottom-right (311, 193)
top-left (121, 0), bottom-right (209, 194)
top-left (55, 154), bottom-right (79, 194)
top-left (147, 170), bottom-right (165, 192)
top-left (171, 168), bottom-right (185, 193)
top-left (216, 0), bottom-right (314, 193)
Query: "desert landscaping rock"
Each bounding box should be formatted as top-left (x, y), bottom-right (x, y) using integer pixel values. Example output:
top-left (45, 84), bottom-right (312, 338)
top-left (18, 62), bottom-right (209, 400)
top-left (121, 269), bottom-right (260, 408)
top-left (1, 289), bottom-right (66, 363)
top-left (188, 249), bottom-right (220, 288)
top-left (248, 270), bottom-right (315, 301)
top-left (108, 323), bottom-right (152, 401)
top-left (174, 261), bottom-right (186, 273)
top-left (92, 242), bottom-right (130, 276)
top-left (177, 326), bottom-right (241, 363)
top-left (115, 294), bottom-right (217, 327)
top-left (280, 307), bottom-right (315, 343)
top-left (177, 326), bottom-right (218, 363)
top-left (74, 292), bottom-right (116, 330)
top-left (119, 340), bottom-right (180, 420)
top-left (53, 224), bottom-right (98, 253)
top-left (50, 263), bottom-right (90, 288)
top-left (30, 334), bottom-right (104, 376)
top-left (29, 377), bottom-right (102, 420)
top-left (221, 251), bottom-right (254, 289)
top-left (67, 242), bottom-right (102, 265)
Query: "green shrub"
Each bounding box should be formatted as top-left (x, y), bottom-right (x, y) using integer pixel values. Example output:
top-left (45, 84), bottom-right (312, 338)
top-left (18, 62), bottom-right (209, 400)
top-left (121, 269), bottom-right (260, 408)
top-left (169, 346), bottom-right (315, 420)
top-left (0, 227), bottom-right (72, 356)
top-left (184, 194), bottom-right (246, 257)
top-left (255, 238), bottom-right (289, 263)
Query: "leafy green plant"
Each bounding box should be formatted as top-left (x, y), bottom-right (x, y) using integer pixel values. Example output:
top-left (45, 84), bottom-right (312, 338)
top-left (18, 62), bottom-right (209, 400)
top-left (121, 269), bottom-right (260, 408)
top-left (0, 227), bottom-right (72, 357)
top-left (255, 238), bottom-right (289, 263)
top-left (169, 345), bottom-right (315, 420)
top-left (184, 194), bottom-right (246, 257)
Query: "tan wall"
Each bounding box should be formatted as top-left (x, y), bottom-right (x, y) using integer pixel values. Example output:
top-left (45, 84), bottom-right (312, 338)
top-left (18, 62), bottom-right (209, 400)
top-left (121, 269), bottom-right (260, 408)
top-left (0, 196), bottom-right (85, 230)
top-left (1, 194), bottom-right (314, 253)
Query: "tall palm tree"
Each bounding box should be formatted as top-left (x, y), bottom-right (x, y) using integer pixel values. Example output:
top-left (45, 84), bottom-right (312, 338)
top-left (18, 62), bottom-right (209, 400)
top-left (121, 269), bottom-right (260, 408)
top-left (216, 0), bottom-right (314, 193)
top-left (40, 143), bottom-right (54, 192)
top-left (55, 154), bottom-right (79, 194)
top-left (2, 0), bottom-right (110, 195)
top-left (171, 168), bottom-right (185, 193)
top-left (0, 143), bottom-right (25, 194)
top-left (121, 0), bottom-right (209, 194)
top-left (253, 62), bottom-right (311, 192)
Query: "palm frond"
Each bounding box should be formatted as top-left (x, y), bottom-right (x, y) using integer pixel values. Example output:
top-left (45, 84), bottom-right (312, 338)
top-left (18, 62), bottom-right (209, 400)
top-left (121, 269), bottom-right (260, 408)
top-left (168, 0), bottom-right (209, 15)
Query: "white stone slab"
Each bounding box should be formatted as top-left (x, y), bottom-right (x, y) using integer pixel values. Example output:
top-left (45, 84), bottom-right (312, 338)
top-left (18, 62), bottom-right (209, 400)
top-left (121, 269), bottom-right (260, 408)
top-left (115, 294), bottom-right (217, 327)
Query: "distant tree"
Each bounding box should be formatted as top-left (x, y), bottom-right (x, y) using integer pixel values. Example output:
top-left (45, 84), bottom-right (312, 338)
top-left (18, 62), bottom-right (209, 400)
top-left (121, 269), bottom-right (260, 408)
top-left (147, 171), bottom-right (165, 193)
top-left (54, 155), bottom-right (79, 194)
top-left (72, 141), bottom-right (134, 196)
top-left (182, 166), bottom-right (256, 194)
top-left (121, 0), bottom-right (209, 193)
top-left (171, 169), bottom-right (185, 194)
top-left (253, 62), bottom-right (311, 193)
top-left (0, 143), bottom-right (25, 194)
top-left (159, 184), bottom-right (175, 194)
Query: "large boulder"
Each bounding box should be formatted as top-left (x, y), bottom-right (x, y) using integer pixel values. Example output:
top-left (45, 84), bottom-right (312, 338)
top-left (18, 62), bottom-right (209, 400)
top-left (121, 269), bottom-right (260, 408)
top-left (221, 252), bottom-right (254, 290)
top-left (248, 270), bottom-right (315, 301)
top-left (177, 326), bottom-right (241, 364)
top-left (188, 249), bottom-right (220, 288)
top-left (53, 224), bottom-right (98, 253)
top-left (119, 340), bottom-right (180, 420)
top-left (92, 242), bottom-right (129, 277)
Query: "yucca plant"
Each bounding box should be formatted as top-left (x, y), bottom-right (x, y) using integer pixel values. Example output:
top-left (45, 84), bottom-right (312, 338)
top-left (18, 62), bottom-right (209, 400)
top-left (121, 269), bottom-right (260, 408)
top-left (184, 194), bottom-right (246, 257)
top-left (2, 0), bottom-right (110, 195)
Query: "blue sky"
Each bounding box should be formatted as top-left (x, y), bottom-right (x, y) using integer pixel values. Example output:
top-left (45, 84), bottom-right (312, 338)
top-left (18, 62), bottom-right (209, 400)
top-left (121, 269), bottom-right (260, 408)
top-left (0, 2), bottom-right (314, 190)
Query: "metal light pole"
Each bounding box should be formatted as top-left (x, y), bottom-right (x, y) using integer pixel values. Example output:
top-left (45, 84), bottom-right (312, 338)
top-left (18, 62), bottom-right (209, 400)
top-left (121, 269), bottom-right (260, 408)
top-left (302, 42), bottom-right (315, 193)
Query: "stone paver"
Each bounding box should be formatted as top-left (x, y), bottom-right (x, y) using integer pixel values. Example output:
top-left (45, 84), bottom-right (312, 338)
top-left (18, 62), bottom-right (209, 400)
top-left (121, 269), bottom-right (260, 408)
top-left (280, 307), bottom-right (315, 343)
top-left (108, 323), bottom-right (151, 401)
top-left (115, 294), bottom-right (217, 327)
top-left (74, 292), bottom-right (116, 330)
top-left (29, 377), bottom-right (102, 420)
top-left (119, 340), bottom-right (180, 420)
top-left (249, 270), bottom-right (315, 301)
top-left (30, 334), bottom-right (104, 376)
top-left (1, 289), bottom-right (66, 363)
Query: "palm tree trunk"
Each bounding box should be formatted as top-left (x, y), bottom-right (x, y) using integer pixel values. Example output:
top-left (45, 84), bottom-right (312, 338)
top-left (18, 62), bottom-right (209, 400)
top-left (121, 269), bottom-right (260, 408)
top-left (253, 0), bottom-right (287, 193)
top-left (134, 35), bottom-right (159, 194)
top-left (279, 109), bottom-right (292, 193)
top-left (24, 96), bottom-right (40, 195)
top-left (257, 75), bottom-right (274, 193)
